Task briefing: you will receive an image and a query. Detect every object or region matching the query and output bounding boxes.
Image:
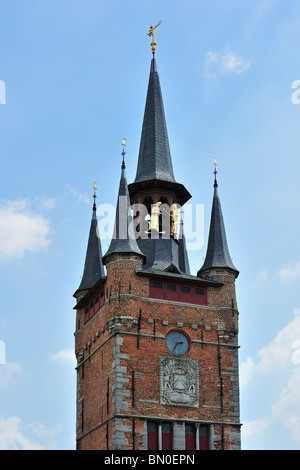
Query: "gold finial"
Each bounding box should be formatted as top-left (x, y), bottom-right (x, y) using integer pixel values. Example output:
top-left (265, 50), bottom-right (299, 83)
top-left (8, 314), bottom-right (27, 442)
top-left (213, 158), bottom-right (218, 188)
top-left (121, 138), bottom-right (126, 169)
top-left (93, 182), bottom-right (97, 209)
top-left (147, 20), bottom-right (162, 55)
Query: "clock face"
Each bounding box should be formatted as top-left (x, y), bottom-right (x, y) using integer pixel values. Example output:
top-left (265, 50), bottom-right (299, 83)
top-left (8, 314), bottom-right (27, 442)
top-left (166, 331), bottom-right (189, 356)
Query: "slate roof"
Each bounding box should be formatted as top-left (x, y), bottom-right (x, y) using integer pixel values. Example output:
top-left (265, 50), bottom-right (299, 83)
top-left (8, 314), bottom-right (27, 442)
top-left (75, 204), bottom-right (105, 295)
top-left (197, 180), bottom-right (239, 278)
top-left (134, 58), bottom-right (175, 183)
top-left (178, 221), bottom-right (191, 275)
top-left (136, 267), bottom-right (223, 287)
top-left (102, 163), bottom-right (146, 265)
top-left (137, 236), bottom-right (182, 273)
top-left (128, 58), bottom-right (191, 206)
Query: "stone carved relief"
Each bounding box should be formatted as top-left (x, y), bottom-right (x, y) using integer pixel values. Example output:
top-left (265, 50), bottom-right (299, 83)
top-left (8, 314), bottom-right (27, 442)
top-left (160, 357), bottom-right (199, 407)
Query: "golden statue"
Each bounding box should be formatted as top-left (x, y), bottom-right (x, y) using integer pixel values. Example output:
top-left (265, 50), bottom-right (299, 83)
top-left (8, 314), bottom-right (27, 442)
top-left (170, 203), bottom-right (180, 236)
top-left (147, 20), bottom-right (162, 55)
top-left (149, 201), bottom-right (162, 232)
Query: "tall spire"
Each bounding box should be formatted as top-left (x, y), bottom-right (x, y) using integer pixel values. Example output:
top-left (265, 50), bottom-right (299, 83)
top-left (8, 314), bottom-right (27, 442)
top-left (75, 183), bottom-right (105, 296)
top-left (102, 144), bottom-right (145, 265)
top-left (128, 57), bottom-right (191, 206)
top-left (134, 57), bottom-right (175, 184)
top-left (198, 162), bottom-right (239, 278)
top-left (132, 21), bottom-right (176, 184)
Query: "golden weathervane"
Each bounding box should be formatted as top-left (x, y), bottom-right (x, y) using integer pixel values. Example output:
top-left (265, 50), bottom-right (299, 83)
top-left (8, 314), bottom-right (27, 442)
top-left (213, 158), bottom-right (218, 187)
top-left (147, 20), bottom-right (162, 55)
top-left (121, 138), bottom-right (126, 168)
top-left (93, 182), bottom-right (97, 209)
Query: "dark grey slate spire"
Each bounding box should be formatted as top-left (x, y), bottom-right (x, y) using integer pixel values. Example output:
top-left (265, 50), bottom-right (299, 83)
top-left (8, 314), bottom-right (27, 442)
top-left (102, 160), bottom-right (145, 265)
top-left (128, 58), bottom-right (191, 206)
top-left (135, 58), bottom-right (175, 183)
top-left (178, 220), bottom-right (190, 275)
top-left (75, 197), bottom-right (105, 295)
top-left (198, 172), bottom-right (239, 278)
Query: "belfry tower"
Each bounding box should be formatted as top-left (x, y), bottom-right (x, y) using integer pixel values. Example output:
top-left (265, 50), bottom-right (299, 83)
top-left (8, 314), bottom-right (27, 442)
top-left (73, 28), bottom-right (241, 451)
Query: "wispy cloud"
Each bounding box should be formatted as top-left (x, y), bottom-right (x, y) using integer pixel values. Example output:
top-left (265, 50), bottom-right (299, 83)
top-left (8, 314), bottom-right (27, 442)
top-left (0, 362), bottom-right (21, 387)
top-left (241, 308), bottom-right (300, 386)
top-left (65, 184), bottom-right (90, 205)
top-left (204, 50), bottom-right (251, 79)
top-left (0, 199), bottom-right (51, 259)
top-left (240, 308), bottom-right (300, 445)
top-left (251, 269), bottom-right (268, 288)
top-left (279, 260), bottom-right (300, 282)
top-left (0, 415), bottom-right (60, 450)
top-left (243, 367), bottom-right (300, 445)
top-left (271, 368), bottom-right (300, 443)
top-left (36, 196), bottom-right (56, 210)
top-left (242, 417), bottom-right (270, 438)
top-left (49, 348), bottom-right (76, 366)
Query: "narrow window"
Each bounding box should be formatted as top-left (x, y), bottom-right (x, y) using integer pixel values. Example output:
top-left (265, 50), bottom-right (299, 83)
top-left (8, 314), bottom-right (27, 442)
top-left (95, 296), bottom-right (100, 311)
top-left (199, 425), bottom-right (209, 450)
top-left (147, 421), bottom-right (158, 450)
top-left (84, 307), bottom-right (89, 323)
top-left (181, 286), bottom-right (190, 293)
top-left (89, 301), bottom-right (95, 319)
top-left (153, 282), bottom-right (162, 289)
top-left (100, 290), bottom-right (105, 307)
top-left (81, 398), bottom-right (84, 432)
top-left (167, 284), bottom-right (176, 291)
top-left (185, 423), bottom-right (196, 450)
top-left (161, 422), bottom-right (172, 450)
top-left (195, 288), bottom-right (204, 295)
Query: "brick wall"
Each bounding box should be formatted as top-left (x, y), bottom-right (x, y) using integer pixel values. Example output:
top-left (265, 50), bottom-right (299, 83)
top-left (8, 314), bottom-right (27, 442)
top-left (74, 255), bottom-right (241, 450)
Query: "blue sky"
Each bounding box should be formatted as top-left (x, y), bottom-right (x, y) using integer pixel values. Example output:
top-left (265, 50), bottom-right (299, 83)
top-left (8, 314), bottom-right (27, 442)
top-left (1, 0), bottom-right (300, 450)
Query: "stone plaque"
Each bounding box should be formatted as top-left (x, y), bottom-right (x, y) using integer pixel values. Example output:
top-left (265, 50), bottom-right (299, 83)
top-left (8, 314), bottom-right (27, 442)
top-left (160, 356), bottom-right (199, 407)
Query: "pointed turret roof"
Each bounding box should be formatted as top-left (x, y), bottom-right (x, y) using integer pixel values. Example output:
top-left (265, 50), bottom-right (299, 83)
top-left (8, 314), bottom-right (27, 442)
top-left (128, 58), bottom-right (191, 206)
top-left (135, 58), bottom-right (175, 183)
top-left (197, 173), bottom-right (239, 278)
top-left (178, 220), bottom-right (191, 275)
top-left (102, 160), bottom-right (145, 265)
top-left (75, 198), bottom-right (105, 296)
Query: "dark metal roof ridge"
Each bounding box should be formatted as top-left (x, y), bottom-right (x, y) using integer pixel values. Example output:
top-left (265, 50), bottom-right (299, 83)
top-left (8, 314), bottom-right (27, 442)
top-left (135, 268), bottom-right (223, 286)
top-left (128, 178), bottom-right (191, 206)
top-left (73, 276), bottom-right (107, 310)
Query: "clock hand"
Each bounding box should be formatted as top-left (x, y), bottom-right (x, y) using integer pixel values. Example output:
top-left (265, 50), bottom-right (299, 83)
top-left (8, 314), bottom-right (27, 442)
top-left (172, 341), bottom-right (184, 352)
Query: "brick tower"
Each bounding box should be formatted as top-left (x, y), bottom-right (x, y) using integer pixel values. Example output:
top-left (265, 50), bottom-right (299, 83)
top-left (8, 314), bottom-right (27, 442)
top-left (73, 49), bottom-right (241, 451)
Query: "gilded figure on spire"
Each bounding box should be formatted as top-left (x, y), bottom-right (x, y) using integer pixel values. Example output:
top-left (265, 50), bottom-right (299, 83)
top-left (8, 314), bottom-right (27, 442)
top-left (147, 20), bottom-right (162, 55)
